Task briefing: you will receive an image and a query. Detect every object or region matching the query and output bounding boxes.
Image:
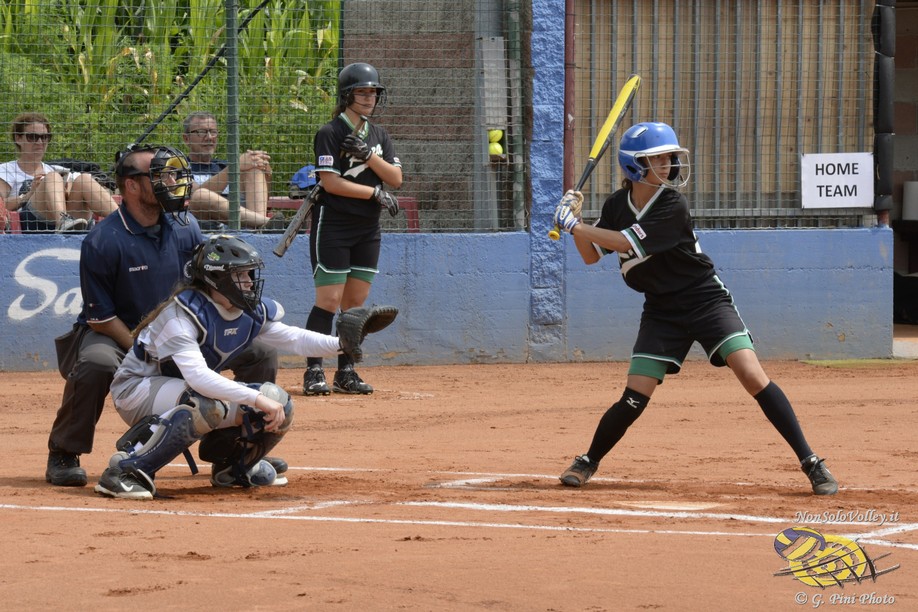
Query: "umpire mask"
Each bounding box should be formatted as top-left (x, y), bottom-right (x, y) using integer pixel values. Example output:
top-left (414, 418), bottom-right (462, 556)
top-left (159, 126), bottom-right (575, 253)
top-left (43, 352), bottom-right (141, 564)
top-left (149, 146), bottom-right (194, 214)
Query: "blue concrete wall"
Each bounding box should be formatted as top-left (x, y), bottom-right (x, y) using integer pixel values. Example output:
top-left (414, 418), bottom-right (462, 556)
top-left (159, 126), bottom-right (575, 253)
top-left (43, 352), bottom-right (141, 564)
top-left (0, 0), bottom-right (894, 370)
top-left (0, 228), bottom-right (894, 371)
top-left (563, 229), bottom-right (894, 361)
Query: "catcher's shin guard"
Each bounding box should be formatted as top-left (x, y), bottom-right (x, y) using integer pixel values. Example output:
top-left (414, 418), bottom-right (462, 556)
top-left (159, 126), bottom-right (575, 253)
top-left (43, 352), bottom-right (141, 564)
top-left (199, 382), bottom-right (294, 487)
top-left (111, 390), bottom-right (226, 487)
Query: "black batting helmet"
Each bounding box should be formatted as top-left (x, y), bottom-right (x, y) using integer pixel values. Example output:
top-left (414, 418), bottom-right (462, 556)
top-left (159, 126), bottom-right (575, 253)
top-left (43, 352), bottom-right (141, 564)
top-left (337, 62), bottom-right (388, 113)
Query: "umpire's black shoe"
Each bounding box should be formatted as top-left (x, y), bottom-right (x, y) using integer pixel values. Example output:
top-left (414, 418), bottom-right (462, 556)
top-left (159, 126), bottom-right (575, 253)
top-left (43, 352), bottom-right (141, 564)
top-left (333, 366), bottom-right (373, 395)
top-left (46, 451), bottom-right (88, 487)
top-left (303, 365), bottom-right (330, 396)
top-left (801, 454), bottom-right (838, 496)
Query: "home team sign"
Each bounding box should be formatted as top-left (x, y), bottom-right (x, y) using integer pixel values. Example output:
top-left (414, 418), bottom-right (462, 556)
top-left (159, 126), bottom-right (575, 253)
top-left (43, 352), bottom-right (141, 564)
top-left (801, 152), bottom-right (874, 209)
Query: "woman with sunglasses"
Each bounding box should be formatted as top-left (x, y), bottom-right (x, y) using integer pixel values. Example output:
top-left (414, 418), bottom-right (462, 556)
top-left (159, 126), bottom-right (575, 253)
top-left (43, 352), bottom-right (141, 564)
top-left (0, 112), bottom-right (117, 232)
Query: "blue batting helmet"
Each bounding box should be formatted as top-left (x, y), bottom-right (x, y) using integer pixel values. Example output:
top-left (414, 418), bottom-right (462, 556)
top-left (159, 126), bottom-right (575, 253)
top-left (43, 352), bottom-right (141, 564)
top-left (618, 122), bottom-right (691, 187)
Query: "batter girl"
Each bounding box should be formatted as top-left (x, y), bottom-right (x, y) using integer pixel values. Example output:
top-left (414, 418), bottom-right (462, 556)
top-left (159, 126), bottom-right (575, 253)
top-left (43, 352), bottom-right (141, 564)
top-left (552, 122), bottom-right (837, 496)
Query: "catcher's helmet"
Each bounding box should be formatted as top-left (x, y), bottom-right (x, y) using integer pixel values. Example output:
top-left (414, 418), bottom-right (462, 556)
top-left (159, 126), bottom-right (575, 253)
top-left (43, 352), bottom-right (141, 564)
top-left (191, 235), bottom-right (265, 313)
top-left (114, 144), bottom-right (194, 214)
top-left (618, 122), bottom-right (691, 188)
top-left (338, 62), bottom-right (388, 113)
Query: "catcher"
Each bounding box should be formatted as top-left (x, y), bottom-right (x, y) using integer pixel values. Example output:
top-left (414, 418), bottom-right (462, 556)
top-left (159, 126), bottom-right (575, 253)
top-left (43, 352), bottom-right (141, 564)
top-left (94, 234), bottom-right (397, 500)
top-left (552, 122), bottom-right (837, 496)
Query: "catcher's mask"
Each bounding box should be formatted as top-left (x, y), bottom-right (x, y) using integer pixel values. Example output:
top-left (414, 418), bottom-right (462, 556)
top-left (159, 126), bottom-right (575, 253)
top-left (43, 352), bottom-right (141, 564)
top-left (338, 62), bottom-right (388, 116)
top-left (115, 144), bottom-right (194, 216)
top-left (192, 234), bottom-right (265, 313)
top-left (618, 122), bottom-right (691, 188)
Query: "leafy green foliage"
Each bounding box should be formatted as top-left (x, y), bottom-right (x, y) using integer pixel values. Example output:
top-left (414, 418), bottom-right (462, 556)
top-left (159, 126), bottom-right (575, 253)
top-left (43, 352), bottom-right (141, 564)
top-left (0, 0), bottom-right (339, 192)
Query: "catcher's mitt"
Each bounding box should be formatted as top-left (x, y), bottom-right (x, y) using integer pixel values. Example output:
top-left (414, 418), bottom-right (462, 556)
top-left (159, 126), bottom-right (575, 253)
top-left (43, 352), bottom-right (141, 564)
top-left (337, 305), bottom-right (399, 362)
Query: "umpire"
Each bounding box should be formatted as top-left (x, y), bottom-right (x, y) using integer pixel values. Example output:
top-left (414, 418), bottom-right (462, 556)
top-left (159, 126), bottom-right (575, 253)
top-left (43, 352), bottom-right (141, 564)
top-left (45, 145), bottom-right (278, 487)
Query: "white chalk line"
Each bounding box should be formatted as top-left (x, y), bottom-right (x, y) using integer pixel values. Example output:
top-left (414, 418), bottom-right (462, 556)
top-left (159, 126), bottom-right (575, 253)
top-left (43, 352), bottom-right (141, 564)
top-left (2, 501), bottom-right (915, 549)
top-left (3, 468), bottom-right (916, 549)
top-left (424, 470), bottom-right (918, 494)
top-left (0, 503), bottom-right (780, 538)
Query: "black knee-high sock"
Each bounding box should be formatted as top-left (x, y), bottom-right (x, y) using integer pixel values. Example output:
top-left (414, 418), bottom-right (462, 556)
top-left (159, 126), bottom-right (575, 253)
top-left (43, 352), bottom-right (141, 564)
top-left (585, 388), bottom-right (650, 464)
top-left (754, 381), bottom-right (813, 461)
top-left (305, 306), bottom-right (335, 369)
top-left (337, 349), bottom-right (353, 370)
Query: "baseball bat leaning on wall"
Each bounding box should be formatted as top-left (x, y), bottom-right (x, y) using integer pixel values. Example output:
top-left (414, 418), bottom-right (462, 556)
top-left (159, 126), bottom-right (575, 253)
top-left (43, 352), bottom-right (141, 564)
top-left (548, 74), bottom-right (641, 240)
top-left (273, 115), bottom-right (367, 258)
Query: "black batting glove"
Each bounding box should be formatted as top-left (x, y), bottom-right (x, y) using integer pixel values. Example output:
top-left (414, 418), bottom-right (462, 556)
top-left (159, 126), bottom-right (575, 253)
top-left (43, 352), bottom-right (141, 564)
top-left (341, 134), bottom-right (371, 161)
top-left (372, 185), bottom-right (400, 217)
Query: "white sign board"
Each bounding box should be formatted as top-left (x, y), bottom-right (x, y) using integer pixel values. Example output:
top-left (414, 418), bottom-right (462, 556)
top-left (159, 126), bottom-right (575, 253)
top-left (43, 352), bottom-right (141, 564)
top-left (801, 152), bottom-right (873, 208)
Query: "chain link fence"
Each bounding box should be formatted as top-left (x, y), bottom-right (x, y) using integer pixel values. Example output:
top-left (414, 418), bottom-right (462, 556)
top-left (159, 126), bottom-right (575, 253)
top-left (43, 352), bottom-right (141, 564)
top-left (0, 0), bottom-right (527, 233)
top-left (0, 0), bottom-right (880, 233)
top-left (571, 0), bottom-right (879, 229)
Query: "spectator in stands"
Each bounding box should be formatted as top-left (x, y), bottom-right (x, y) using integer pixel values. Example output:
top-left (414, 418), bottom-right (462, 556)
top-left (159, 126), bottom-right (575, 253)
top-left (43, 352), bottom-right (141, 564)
top-left (181, 111), bottom-right (282, 230)
top-left (0, 112), bottom-right (117, 232)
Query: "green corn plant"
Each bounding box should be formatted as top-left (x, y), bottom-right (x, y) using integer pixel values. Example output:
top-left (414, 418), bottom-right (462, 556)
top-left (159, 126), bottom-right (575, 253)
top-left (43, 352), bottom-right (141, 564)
top-left (0, 0), bottom-right (341, 183)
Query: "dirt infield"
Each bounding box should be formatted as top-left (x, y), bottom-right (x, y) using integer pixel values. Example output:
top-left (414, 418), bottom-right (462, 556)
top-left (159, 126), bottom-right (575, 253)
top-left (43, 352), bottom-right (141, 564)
top-left (2, 360), bottom-right (917, 610)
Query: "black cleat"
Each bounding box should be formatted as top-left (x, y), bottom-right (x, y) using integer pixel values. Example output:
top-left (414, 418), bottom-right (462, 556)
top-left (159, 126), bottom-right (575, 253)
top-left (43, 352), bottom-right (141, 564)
top-left (264, 456), bottom-right (288, 474)
top-left (303, 365), bottom-right (331, 396)
top-left (46, 451), bottom-right (88, 487)
top-left (801, 454), bottom-right (838, 495)
top-left (559, 455), bottom-right (597, 487)
top-left (333, 366), bottom-right (373, 395)
top-left (94, 467), bottom-right (153, 500)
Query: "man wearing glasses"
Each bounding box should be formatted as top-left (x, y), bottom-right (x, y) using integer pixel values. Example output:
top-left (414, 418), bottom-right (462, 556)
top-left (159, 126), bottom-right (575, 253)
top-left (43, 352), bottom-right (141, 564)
top-left (44, 145), bottom-right (280, 487)
top-left (181, 111), bottom-right (281, 231)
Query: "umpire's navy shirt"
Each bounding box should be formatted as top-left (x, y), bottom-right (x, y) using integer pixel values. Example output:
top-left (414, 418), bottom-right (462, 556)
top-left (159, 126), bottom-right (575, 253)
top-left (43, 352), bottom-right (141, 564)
top-left (77, 206), bottom-right (204, 329)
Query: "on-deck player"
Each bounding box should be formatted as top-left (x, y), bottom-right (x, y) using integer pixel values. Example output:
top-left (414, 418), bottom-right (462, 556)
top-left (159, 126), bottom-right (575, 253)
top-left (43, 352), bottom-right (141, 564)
top-left (301, 62), bottom-right (402, 396)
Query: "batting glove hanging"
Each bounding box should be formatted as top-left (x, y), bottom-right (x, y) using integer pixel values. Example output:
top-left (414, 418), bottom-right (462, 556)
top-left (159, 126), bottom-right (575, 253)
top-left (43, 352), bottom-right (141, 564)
top-left (372, 185), bottom-right (400, 217)
top-left (341, 134), bottom-right (371, 161)
top-left (553, 203), bottom-right (580, 234)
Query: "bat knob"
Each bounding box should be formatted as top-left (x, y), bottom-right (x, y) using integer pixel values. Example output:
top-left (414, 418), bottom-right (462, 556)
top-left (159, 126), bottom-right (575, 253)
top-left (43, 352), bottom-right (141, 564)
top-left (547, 227), bottom-right (561, 241)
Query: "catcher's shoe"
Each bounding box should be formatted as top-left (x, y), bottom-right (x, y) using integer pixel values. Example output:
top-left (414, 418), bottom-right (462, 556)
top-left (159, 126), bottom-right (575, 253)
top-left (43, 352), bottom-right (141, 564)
top-left (333, 366), bottom-right (373, 395)
top-left (801, 454), bottom-right (838, 496)
top-left (94, 467), bottom-right (154, 500)
top-left (264, 456), bottom-right (288, 475)
top-left (46, 451), bottom-right (87, 487)
top-left (303, 365), bottom-right (331, 396)
top-left (559, 455), bottom-right (597, 487)
top-left (211, 459), bottom-right (278, 488)
top-left (261, 456), bottom-right (289, 486)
